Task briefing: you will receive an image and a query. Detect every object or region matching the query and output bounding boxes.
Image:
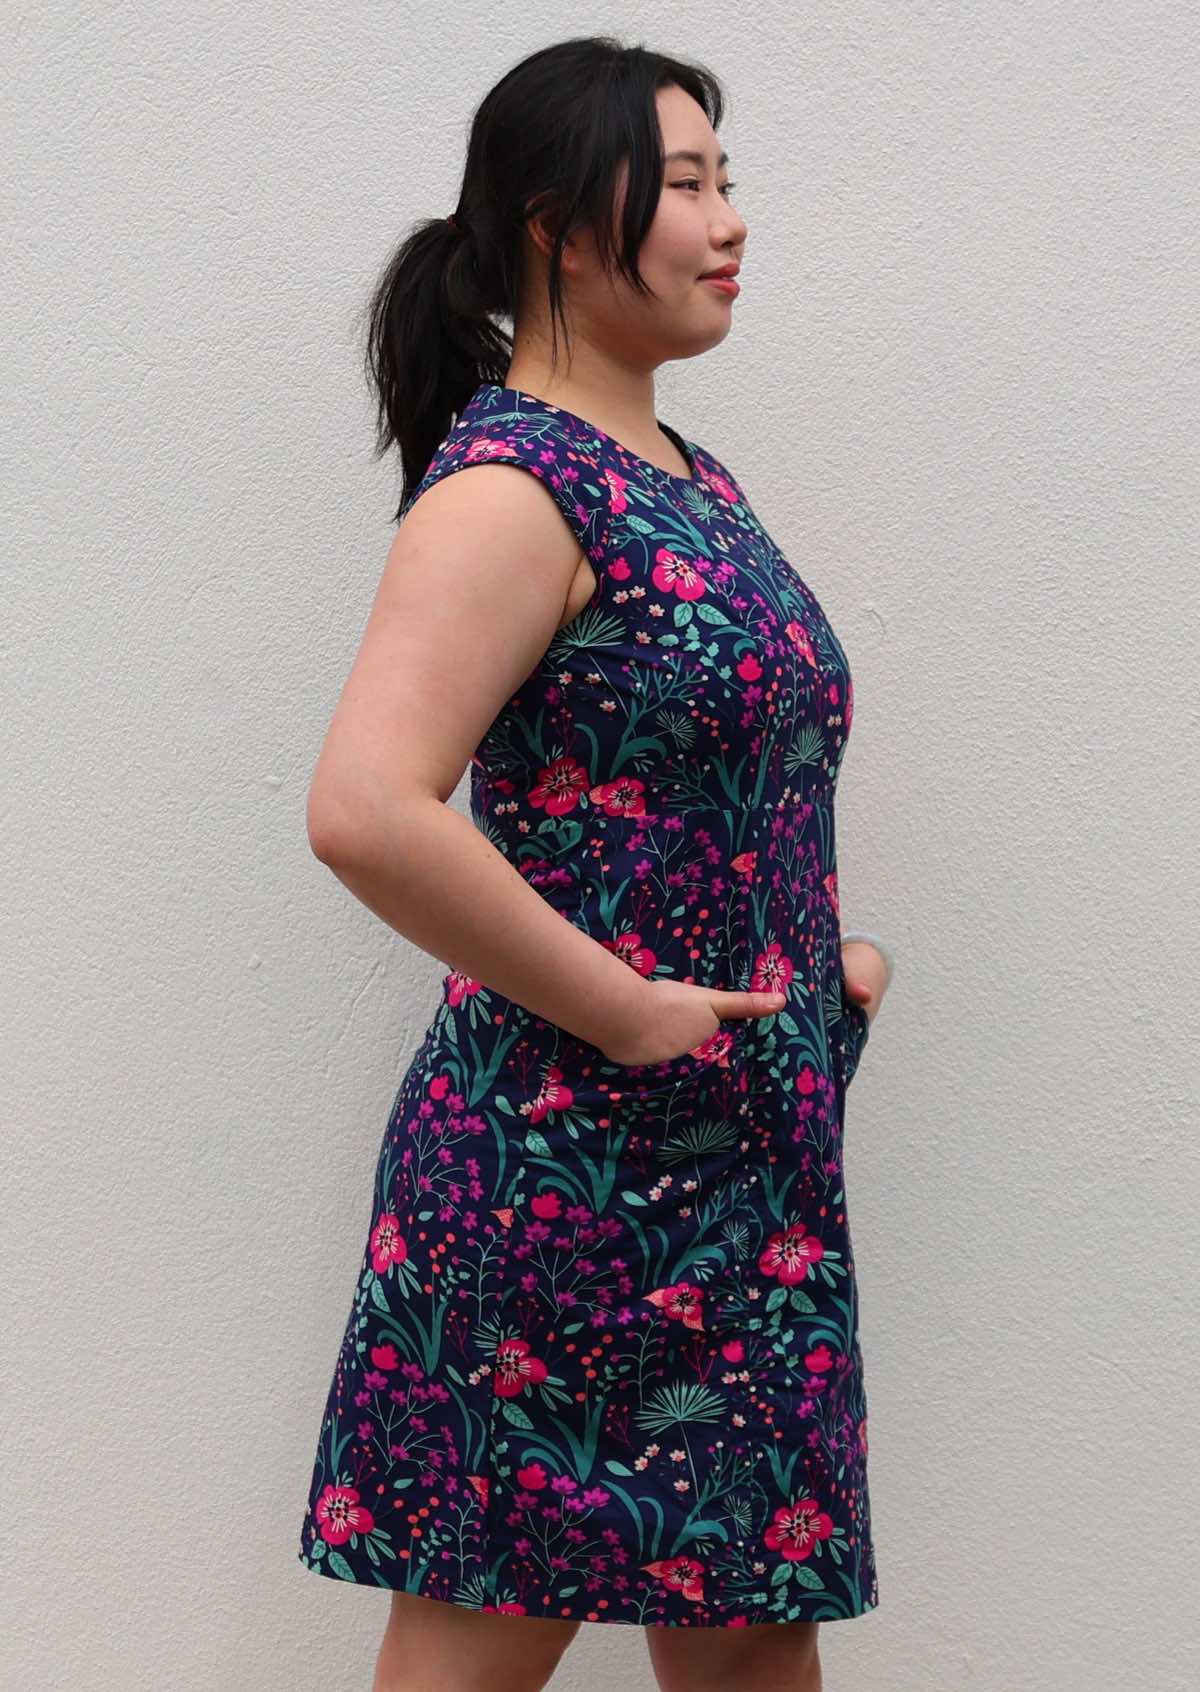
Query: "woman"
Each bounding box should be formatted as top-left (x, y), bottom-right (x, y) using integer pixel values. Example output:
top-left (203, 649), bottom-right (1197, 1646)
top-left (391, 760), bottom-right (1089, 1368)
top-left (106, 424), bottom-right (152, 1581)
top-left (297, 34), bottom-right (894, 1692)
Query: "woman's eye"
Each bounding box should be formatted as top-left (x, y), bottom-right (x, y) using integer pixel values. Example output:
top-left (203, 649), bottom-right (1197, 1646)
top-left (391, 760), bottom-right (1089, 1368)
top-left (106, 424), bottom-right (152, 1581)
top-left (674, 179), bottom-right (738, 199)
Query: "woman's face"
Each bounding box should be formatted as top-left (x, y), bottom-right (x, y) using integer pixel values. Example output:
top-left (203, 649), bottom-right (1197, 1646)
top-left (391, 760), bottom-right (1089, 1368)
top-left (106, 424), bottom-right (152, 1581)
top-left (530, 84), bottom-right (750, 369)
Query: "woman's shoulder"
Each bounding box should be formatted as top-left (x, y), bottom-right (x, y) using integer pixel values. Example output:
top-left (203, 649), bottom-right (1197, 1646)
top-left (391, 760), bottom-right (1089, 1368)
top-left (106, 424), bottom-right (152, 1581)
top-left (401, 383), bottom-right (608, 553)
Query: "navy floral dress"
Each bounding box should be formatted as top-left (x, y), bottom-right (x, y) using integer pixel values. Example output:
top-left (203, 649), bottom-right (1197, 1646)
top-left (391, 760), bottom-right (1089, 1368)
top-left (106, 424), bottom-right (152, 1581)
top-left (297, 381), bottom-right (877, 1627)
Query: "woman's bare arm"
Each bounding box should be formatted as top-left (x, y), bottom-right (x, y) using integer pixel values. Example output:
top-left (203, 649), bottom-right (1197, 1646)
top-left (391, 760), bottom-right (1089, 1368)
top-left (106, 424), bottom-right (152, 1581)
top-left (305, 465), bottom-right (650, 1057)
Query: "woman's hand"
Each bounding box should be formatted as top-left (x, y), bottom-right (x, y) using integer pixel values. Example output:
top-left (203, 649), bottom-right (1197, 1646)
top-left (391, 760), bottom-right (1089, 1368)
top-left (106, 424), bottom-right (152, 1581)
top-left (601, 979), bottom-right (787, 1068)
top-left (841, 939), bottom-right (890, 1027)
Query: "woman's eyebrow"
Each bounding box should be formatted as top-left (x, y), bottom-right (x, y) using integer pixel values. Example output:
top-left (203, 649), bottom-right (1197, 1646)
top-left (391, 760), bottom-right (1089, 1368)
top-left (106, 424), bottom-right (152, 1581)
top-left (663, 149), bottom-right (730, 169)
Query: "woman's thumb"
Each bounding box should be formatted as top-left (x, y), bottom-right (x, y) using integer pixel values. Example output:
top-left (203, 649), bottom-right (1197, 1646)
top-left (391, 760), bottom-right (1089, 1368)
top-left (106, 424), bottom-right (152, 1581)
top-left (713, 989), bottom-right (787, 1022)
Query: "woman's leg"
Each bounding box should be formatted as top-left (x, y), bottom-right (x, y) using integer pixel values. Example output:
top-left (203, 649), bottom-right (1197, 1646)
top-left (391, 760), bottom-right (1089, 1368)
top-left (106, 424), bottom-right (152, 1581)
top-left (644, 1619), bottom-right (822, 1692)
top-left (371, 1590), bottom-right (581, 1692)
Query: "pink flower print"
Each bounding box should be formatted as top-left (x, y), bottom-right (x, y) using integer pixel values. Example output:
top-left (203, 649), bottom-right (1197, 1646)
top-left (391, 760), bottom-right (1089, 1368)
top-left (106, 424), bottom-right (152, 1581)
top-left (444, 969), bottom-right (481, 1009)
top-left (529, 755), bottom-right (590, 816)
top-left (516, 1461), bottom-right (549, 1490)
top-left (602, 466), bottom-right (632, 513)
top-left (763, 1497), bottom-right (834, 1561)
top-left (696, 464), bottom-right (741, 504)
top-left (589, 775), bottom-right (648, 818)
top-left (784, 620), bottom-right (818, 667)
top-left (464, 435), bottom-right (523, 466)
top-left (369, 1343), bottom-right (399, 1371)
top-left (845, 675), bottom-right (854, 731)
top-left (369, 1213), bottom-right (409, 1274)
top-left (600, 930), bottom-right (658, 976)
top-left (687, 1026), bottom-right (740, 1069)
top-left (720, 1339), bottom-right (745, 1363)
top-left (642, 1555), bottom-right (706, 1602)
top-left (651, 546), bottom-right (710, 601)
top-left (530, 1191), bottom-right (562, 1220)
top-left (314, 1483), bottom-right (376, 1547)
top-left (529, 1064), bottom-right (576, 1125)
top-left (758, 1224), bottom-right (825, 1286)
top-left (752, 944), bottom-right (795, 998)
top-left (493, 1337), bottom-right (549, 1397)
top-left (643, 1281), bottom-right (705, 1330)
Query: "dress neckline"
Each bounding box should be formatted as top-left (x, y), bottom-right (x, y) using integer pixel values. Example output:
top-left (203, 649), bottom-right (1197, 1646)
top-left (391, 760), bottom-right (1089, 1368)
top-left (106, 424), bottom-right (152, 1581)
top-left (477, 382), bottom-right (698, 485)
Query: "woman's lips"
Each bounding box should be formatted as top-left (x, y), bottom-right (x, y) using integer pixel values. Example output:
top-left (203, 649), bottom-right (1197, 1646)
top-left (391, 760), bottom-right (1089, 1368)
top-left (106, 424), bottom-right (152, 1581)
top-left (700, 276), bottom-right (740, 296)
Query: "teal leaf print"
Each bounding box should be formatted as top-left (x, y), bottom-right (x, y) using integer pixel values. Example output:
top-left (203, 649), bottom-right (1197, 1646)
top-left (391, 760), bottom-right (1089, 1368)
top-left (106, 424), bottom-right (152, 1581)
top-left (634, 1382), bottom-right (727, 1434)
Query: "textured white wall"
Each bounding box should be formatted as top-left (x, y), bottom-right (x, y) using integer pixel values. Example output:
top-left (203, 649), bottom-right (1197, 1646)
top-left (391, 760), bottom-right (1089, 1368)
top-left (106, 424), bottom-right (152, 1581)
top-left (5, 4), bottom-right (1198, 1689)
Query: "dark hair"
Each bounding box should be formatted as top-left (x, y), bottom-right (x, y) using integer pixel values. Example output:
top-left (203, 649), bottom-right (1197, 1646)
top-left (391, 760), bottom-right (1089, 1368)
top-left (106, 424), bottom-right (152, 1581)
top-left (360, 35), bottom-right (726, 521)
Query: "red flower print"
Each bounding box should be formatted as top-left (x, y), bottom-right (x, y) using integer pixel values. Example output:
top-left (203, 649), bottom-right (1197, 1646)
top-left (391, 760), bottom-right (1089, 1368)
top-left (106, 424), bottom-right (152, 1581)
top-left (643, 1281), bottom-right (705, 1330)
top-left (736, 651), bottom-right (763, 682)
top-left (602, 466), bottom-right (631, 513)
top-left (444, 969), bottom-right (481, 1009)
top-left (758, 1224), bottom-right (825, 1286)
top-left (493, 1337), bottom-right (549, 1397)
top-left (369, 1343), bottom-right (399, 1371)
top-left (804, 1342), bottom-right (835, 1373)
top-left (529, 756), bottom-right (590, 816)
top-left (824, 870), bottom-right (841, 918)
top-left (589, 775), bottom-right (649, 817)
top-left (730, 849), bottom-right (758, 877)
top-left (528, 1064), bottom-right (576, 1125)
top-left (720, 1339), bottom-right (745, 1363)
top-left (696, 464), bottom-right (740, 503)
top-left (466, 1474), bottom-right (489, 1507)
top-left (491, 1206), bottom-right (514, 1229)
top-left (530, 1191), bottom-right (562, 1219)
top-left (643, 1555), bottom-right (706, 1602)
top-left (752, 944), bottom-right (795, 997)
top-left (482, 1600), bottom-right (528, 1614)
top-left (516, 1461), bottom-right (549, 1490)
top-left (600, 929), bottom-right (658, 975)
top-left (784, 620), bottom-right (818, 666)
top-left (314, 1483), bottom-right (376, 1547)
top-left (651, 546), bottom-right (710, 601)
top-left (465, 435), bottom-right (522, 465)
top-left (763, 1497), bottom-right (834, 1561)
top-left (369, 1213), bottom-right (408, 1274)
top-left (688, 1026), bottom-right (739, 1069)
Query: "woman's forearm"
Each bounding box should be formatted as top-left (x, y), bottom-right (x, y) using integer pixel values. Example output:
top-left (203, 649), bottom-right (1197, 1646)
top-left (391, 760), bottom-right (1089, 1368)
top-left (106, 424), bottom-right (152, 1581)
top-left (312, 795), bottom-right (649, 1055)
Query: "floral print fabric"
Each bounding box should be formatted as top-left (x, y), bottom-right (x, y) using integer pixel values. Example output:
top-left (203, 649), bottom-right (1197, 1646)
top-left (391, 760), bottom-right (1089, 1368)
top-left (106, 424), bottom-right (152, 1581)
top-left (297, 382), bottom-right (877, 1626)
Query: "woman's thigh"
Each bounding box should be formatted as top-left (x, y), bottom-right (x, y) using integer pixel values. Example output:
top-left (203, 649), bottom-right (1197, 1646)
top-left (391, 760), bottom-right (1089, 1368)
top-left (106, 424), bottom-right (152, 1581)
top-left (644, 1619), bottom-right (821, 1692)
top-left (371, 1590), bottom-right (581, 1692)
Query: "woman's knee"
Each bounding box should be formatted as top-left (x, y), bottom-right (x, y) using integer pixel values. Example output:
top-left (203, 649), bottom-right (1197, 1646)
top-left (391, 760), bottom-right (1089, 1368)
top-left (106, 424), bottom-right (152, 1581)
top-left (372, 1590), bottom-right (580, 1692)
top-left (644, 1619), bottom-right (821, 1692)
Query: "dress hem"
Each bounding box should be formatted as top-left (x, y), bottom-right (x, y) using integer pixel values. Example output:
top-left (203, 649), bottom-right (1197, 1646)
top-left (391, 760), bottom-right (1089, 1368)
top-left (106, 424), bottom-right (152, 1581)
top-left (296, 1547), bottom-right (878, 1627)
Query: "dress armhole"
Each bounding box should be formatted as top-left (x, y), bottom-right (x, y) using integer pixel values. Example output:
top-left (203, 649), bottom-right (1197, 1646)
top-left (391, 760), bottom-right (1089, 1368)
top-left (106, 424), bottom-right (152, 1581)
top-left (400, 423), bottom-right (604, 562)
